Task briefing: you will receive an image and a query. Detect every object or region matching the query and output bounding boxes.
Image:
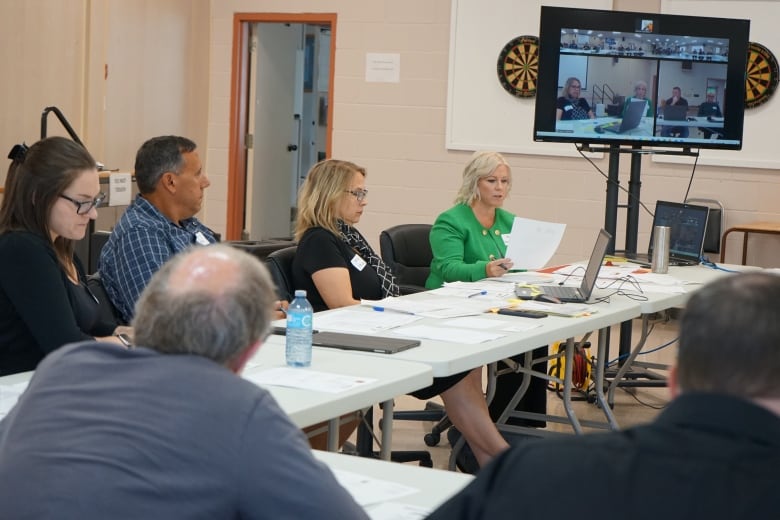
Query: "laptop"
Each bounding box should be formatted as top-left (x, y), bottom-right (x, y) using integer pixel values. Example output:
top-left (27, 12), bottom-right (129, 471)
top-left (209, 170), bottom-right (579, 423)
top-left (624, 200), bottom-right (710, 266)
top-left (272, 327), bottom-right (420, 354)
top-left (515, 228), bottom-right (612, 303)
top-left (598, 99), bottom-right (646, 134)
top-left (662, 104), bottom-right (688, 121)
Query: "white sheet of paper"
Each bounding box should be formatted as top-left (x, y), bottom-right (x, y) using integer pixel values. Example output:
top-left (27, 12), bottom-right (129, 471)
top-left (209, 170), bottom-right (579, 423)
top-left (108, 172), bottom-right (132, 206)
top-left (494, 271), bottom-right (556, 284)
top-left (333, 469), bottom-right (417, 507)
top-left (244, 367), bottom-right (376, 394)
top-left (367, 501), bottom-right (431, 520)
top-left (365, 53), bottom-right (401, 83)
top-left (361, 297), bottom-right (491, 318)
top-left (504, 217), bottom-right (566, 269)
top-left (442, 317), bottom-right (503, 329)
top-left (392, 325), bottom-right (505, 344)
top-left (0, 381), bottom-right (28, 419)
top-left (313, 309), bottom-right (422, 334)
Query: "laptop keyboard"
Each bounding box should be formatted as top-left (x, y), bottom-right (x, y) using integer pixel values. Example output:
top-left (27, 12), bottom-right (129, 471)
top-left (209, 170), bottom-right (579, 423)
top-left (540, 285), bottom-right (580, 298)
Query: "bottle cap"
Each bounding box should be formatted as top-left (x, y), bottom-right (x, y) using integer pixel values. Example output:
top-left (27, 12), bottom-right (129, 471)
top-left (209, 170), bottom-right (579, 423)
top-left (294, 289), bottom-right (307, 297)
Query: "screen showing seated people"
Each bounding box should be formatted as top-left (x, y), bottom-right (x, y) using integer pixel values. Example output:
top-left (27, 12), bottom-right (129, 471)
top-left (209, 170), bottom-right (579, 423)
top-left (533, 7), bottom-right (750, 151)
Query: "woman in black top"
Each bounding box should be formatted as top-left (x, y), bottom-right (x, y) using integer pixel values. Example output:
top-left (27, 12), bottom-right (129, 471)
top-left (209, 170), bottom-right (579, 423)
top-left (0, 137), bottom-right (128, 375)
top-left (556, 77), bottom-right (594, 120)
top-left (292, 159), bottom-right (509, 469)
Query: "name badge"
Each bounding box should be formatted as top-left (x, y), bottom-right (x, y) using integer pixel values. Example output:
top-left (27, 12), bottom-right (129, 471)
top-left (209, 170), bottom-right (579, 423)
top-left (195, 231), bottom-right (210, 246)
top-left (350, 254), bottom-right (367, 271)
top-left (564, 105), bottom-right (573, 112)
top-left (502, 233), bottom-right (511, 246)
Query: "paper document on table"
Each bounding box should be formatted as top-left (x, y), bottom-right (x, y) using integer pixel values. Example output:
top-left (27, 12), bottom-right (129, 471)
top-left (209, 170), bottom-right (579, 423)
top-left (442, 317), bottom-right (504, 329)
top-left (0, 381), bottom-right (28, 419)
top-left (244, 367), bottom-right (376, 393)
top-left (333, 469), bottom-right (418, 507)
top-left (314, 309), bottom-right (422, 334)
top-left (367, 501), bottom-right (431, 520)
top-left (496, 271), bottom-right (556, 284)
top-left (505, 217), bottom-right (566, 269)
top-left (444, 316), bottom-right (543, 333)
top-left (362, 297), bottom-right (489, 318)
top-left (433, 281), bottom-right (515, 300)
top-left (361, 298), bottom-right (450, 315)
top-left (393, 325), bottom-right (505, 344)
top-left (513, 301), bottom-right (595, 317)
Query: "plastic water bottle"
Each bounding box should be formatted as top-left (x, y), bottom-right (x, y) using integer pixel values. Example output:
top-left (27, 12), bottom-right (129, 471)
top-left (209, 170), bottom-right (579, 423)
top-left (285, 290), bottom-right (313, 367)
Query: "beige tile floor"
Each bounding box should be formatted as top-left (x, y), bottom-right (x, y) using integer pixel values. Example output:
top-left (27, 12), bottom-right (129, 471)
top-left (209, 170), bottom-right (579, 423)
top-left (351, 315), bottom-right (679, 471)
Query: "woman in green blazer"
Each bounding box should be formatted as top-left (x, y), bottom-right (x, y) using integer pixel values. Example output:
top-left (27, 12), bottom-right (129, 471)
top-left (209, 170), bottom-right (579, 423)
top-left (427, 151), bottom-right (548, 435)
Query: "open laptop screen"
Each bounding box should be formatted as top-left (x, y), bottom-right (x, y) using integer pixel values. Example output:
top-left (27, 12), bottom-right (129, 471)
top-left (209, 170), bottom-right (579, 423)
top-left (648, 201), bottom-right (710, 261)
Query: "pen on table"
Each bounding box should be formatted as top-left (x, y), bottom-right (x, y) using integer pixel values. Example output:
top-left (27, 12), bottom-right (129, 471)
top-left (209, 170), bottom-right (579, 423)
top-left (467, 290), bottom-right (488, 298)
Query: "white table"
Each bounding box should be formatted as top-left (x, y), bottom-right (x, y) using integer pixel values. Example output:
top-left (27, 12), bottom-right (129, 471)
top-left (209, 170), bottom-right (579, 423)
top-left (654, 115), bottom-right (723, 129)
top-left (0, 345), bottom-right (433, 458)
top-left (244, 342), bottom-right (432, 456)
top-left (314, 450), bottom-right (472, 515)
top-left (603, 263), bottom-right (757, 417)
top-left (272, 291), bottom-right (642, 468)
top-left (292, 293), bottom-right (640, 379)
top-left (555, 116), bottom-right (653, 138)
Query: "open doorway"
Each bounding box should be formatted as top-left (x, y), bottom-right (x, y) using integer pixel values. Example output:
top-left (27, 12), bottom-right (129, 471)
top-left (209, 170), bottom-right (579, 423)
top-left (227, 13), bottom-right (336, 240)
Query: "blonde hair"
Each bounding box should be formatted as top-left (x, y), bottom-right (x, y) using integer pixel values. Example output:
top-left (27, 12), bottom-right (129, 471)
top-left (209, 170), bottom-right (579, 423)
top-left (454, 151), bottom-right (511, 205)
top-left (561, 77), bottom-right (582, 98)
top-left (295, 159), bottom-right (366, 240)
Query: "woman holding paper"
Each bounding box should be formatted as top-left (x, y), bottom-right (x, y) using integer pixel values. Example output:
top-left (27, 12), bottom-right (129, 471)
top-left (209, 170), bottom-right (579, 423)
top-left (426, 151), bottom-right (548, 436)
top-left (292, 158), bottom-right (509, 471)
top-left (426, 151), bottom-right (515, 289)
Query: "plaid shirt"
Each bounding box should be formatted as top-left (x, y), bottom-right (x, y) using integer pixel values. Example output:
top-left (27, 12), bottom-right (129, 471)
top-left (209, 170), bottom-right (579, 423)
top-left (98, 195), bottom-right (216, 323)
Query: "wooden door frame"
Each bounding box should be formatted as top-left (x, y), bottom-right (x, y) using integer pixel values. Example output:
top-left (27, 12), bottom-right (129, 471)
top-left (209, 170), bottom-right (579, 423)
top-left (227, 12), bottom-right (336, 240)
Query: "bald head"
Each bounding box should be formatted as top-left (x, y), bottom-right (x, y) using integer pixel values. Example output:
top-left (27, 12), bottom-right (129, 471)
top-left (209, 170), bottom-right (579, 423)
top-left (132, 244), bottom-right (276, 366)
top-left (167, 246), bottom-right (243, 296)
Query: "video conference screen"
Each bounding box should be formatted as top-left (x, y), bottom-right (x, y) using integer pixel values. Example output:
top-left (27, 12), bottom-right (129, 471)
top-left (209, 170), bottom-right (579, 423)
top-left (533, 7), bottom-right (750, 150)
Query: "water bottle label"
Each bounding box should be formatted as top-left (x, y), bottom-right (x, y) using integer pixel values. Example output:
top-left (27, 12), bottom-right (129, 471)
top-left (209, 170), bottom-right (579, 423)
top-left (287, 313), bottom-right (312, 328)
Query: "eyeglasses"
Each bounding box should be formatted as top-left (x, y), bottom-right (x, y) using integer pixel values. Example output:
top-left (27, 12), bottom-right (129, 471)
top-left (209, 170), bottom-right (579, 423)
top-left (345, 188), bottom-right (368, 202)
top-left (59, 192), bottom-right (106, 215)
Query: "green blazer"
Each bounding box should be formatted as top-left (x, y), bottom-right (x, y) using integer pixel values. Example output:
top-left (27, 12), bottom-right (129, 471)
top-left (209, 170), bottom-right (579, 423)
top-left (426, 204), bottom-right (514, 289)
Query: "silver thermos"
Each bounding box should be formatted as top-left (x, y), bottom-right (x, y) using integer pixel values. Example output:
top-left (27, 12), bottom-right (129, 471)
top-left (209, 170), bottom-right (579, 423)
top-left (651, 225), bottom-right (671, 274)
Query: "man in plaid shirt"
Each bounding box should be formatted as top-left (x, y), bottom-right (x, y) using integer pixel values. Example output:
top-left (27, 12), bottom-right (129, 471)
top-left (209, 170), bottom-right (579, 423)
top-left (99, 136), bottom-right (216, 323)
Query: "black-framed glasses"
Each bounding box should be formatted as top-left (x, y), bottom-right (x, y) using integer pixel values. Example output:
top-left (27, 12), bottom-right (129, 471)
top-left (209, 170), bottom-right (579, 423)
top-left (345, 188), bottom-right (368, 202)
top-left (59, 192), bottom-right (106, 215)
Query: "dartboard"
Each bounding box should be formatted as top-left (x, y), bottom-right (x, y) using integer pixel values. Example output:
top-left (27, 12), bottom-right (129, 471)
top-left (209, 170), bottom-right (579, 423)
top-left (745, 41), bottom-right (779, 108)
top-left (497, 35), bottom-right (539, 98)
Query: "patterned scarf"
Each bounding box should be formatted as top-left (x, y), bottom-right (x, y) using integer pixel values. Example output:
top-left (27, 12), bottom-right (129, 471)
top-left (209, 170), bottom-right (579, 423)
top-left (337, 220), bottom-right (400, 298)
top-left (567, 98), bottom-right (590, 120)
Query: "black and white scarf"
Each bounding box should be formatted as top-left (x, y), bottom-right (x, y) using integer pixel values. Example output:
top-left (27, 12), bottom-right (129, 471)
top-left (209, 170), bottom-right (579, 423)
top-left (337, 220), bottom-right (400, 298)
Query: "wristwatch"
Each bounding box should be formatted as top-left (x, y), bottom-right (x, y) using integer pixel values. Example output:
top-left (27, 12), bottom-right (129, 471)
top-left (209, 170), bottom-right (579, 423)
top-left (115, 333), bottom-right (133, 348)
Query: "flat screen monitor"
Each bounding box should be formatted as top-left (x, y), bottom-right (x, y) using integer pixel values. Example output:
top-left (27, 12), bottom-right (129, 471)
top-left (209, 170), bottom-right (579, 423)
top-left (533, 7), bottom-right (750, 150)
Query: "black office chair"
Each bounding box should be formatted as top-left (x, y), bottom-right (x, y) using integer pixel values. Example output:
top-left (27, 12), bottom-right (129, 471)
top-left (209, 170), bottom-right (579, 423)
top-left (265, 246), bottom-right (298, 302)
top-left (379, 224), bottom-right (434, 294)
top-left (89, 230), bottom-right (112, 275)
top-left (226, 239), bottom-right (297, 264)
top-left (379, 224), bottom-right (450, 447)
top-left (86, 272), bottom-right (126, 329)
